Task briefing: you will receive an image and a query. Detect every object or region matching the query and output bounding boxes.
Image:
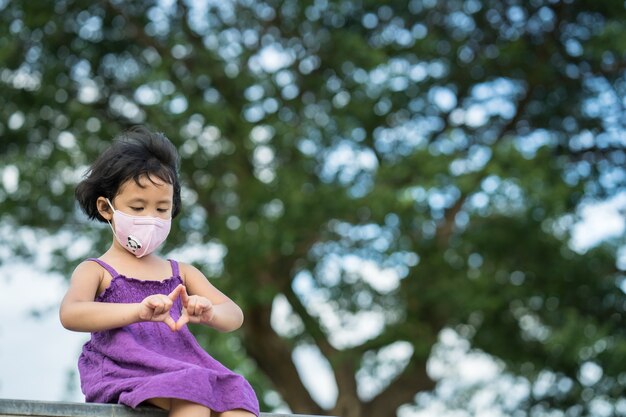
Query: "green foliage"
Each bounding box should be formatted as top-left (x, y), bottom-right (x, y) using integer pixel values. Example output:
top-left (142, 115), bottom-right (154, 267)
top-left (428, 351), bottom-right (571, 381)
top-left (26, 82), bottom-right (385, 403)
top-left (1, 1), bottom-right (625, 416)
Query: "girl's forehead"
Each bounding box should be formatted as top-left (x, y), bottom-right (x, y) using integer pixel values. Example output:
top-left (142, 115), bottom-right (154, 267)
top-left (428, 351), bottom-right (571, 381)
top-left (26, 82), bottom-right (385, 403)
top-left (117, 174), bottom-right (174, 198)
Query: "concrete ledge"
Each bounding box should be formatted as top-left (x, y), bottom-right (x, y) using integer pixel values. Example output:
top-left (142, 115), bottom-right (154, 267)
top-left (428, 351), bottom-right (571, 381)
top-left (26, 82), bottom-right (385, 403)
top-left (0, 399), bottom-right (333, 417)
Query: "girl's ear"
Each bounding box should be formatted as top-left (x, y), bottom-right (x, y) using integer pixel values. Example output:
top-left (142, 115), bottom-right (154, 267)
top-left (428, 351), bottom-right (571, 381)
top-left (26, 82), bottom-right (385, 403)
top-left (96, 197), bottom-right (113, 221)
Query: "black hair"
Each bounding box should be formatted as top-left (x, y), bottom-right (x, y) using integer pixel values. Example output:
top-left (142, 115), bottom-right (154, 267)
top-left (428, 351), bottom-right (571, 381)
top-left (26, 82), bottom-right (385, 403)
top-left (75, 126), bottom-right (181, 223)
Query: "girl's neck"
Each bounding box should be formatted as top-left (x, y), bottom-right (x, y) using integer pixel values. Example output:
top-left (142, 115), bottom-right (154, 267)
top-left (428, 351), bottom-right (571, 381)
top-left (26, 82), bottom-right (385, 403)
top-left (100, 244), bottom-right (171, 281)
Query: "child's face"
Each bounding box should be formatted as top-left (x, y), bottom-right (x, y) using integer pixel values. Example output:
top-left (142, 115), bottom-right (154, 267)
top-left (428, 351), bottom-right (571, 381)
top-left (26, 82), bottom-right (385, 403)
top-left (110, 174), bottom-right (174, 220)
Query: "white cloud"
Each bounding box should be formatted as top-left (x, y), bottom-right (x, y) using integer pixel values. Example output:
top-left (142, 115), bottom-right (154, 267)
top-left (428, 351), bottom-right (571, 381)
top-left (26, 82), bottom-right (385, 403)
top-left (571, 192), bottom-right (626, 252)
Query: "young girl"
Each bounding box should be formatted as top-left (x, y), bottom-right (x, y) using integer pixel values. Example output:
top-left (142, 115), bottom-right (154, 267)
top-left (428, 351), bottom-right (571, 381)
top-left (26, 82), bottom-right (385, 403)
top-left (59, 126), bottom-right (259, 417)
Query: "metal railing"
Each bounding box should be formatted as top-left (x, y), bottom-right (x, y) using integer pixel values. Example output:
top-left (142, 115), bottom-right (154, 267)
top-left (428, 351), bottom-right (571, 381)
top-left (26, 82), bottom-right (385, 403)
top-left (0, 399), bottom-right (335, 417)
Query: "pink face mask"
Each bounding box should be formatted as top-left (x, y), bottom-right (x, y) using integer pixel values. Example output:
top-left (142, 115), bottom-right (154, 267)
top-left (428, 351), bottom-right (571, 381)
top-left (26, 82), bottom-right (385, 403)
top-left (106, 199), bottom-right (171, 258)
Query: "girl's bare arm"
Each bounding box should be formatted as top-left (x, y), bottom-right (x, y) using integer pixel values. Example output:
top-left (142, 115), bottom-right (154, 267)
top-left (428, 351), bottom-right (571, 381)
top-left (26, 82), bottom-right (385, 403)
top-left (59, 261), bottom-right (143, 332)
top-left (180, 262), bottom-right (244, 332)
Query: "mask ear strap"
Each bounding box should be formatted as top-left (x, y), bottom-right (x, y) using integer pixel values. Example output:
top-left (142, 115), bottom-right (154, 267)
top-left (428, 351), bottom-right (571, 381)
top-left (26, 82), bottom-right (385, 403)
top-left (106, 198), bottom-right (115, 212)
top-left (105, 198), bottom-right (119, 240)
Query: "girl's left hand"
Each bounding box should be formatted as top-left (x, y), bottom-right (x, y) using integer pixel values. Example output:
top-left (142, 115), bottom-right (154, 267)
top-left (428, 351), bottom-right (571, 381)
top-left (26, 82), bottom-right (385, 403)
top-left (178, 286), bottom-right (215, 328)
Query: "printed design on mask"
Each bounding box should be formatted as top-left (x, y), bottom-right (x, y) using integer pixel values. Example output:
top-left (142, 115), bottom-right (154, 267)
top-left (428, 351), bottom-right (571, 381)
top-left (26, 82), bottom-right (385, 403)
top-left (126, 235), bottom-right (142, 252)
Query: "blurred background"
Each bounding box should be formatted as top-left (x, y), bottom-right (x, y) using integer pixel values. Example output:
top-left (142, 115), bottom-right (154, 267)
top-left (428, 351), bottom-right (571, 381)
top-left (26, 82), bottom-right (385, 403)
top-left (1, 1), bottom-right (626, 416)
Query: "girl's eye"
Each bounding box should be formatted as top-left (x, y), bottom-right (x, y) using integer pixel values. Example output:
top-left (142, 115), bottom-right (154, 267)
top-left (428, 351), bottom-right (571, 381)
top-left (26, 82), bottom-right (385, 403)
top-left (130, 207), bottom-right (143, 211)
top-left (157, 208), bottom-right (169, 213)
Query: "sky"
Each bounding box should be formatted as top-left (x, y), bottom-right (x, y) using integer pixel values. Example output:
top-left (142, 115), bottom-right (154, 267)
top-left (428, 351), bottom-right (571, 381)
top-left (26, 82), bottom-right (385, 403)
top-left (0, 192), bottom-right (624, 412)
top-left (0, 262), bottom-right (87, 402)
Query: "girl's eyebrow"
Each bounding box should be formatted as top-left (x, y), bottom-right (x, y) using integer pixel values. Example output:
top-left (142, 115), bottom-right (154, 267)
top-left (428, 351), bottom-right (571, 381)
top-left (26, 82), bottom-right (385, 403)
top-left (128, 197), bottom-right (172, 204)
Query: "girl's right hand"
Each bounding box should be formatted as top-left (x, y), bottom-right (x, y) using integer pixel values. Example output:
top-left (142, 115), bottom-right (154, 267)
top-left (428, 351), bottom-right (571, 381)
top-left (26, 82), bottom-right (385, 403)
top-left (138, 284), bottom-right (185, 331)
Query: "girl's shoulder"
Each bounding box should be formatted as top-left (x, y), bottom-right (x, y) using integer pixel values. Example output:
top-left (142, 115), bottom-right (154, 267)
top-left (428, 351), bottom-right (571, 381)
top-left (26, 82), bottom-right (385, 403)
top-left (176, 260), bottom-right (192, 279)
top-left (73, 258), bottom-right (107, 278)
top-left (69, 259), bottom-right (107, 292)
top-left (176, 261), bottom-right (210, 283)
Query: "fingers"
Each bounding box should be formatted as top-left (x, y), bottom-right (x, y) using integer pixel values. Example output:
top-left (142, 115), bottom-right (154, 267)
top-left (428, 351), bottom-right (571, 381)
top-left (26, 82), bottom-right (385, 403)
top-left (187, 296), bottom-right (198, 316)
top-left (168, 284), bottom-right (184, 301)
top-left (142, 286), bottom-right (214, 330)
top-left (175, 309), bottom-right (189, 331)
top-left (183, 296), bottom-right (214, 324)
top-left (163, 315), bottom-right (178, 332)
top-left (141, 293), bottom-right (179, 330)
top-left (146, 295), bottom-right (173, 316)
top-left (186, 296), bottom-right (202, 316)
top-left (167, 284), bottom-right (190, 331)
top-left (180, 285), bottom-right (189, 308)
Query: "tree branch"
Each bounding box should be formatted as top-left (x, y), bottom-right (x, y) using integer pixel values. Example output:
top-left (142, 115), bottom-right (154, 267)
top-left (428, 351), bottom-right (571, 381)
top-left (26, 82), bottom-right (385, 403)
top-left (241, 303), bottom-right (325, 414)
top-left (364, 352), bottom-right (435, 417)
top-left (283, 283), bottom-right (368, 415)
top-left (283, 285), bottom-right (338, 356)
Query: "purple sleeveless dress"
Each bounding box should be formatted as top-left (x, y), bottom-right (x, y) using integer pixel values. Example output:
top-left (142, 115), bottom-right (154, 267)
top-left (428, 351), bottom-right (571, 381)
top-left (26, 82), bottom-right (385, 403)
top-left (77, 258), bottom-right (259, 415)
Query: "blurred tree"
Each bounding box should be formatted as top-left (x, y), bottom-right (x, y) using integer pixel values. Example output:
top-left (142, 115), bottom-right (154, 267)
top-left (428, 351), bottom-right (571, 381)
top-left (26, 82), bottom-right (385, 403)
top-left (1, 0), bottom-right (625, 416)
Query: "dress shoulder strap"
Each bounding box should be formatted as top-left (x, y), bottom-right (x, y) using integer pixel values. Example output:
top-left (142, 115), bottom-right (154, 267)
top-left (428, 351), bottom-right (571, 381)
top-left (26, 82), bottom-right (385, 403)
top-left (86, 258), bottom-right (119, 278)
top-left (168, 259), bottom-right (180, 279)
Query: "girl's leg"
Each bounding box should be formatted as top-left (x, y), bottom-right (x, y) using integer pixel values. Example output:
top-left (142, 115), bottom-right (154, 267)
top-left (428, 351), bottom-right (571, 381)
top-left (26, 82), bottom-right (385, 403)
top-left (214, 410), bottom-right (256, 417)
top-left (145, 398), bottom-right (253, 417)
top-left (145, 397), bottom-right (170, 410)
top-left (144, 398), bottom-right (212, 417)
top-left (169, 399), bottom-right (212, 417)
